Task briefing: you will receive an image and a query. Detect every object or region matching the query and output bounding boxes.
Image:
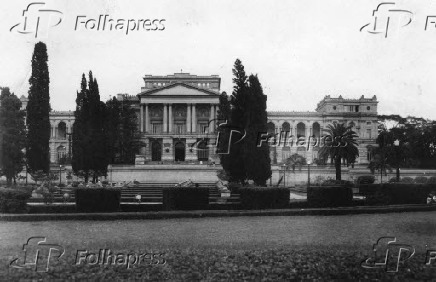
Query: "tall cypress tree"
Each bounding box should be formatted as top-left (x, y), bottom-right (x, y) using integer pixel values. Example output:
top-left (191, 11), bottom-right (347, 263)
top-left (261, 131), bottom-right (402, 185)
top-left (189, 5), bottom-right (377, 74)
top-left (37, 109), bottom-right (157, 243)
top-left (220, 59), bottom-right (248, 184)
top-left (72, 74), bottom-right (90, 181)
top-left (88, 74), bottom-right (108, 181)
top-left (219, 60), bottom-right (272, 186)
top-left (244, 75), bottom-right (271, 185)
top-left (72, 72), bottom-right (108, 182)
top-left (26, 42), bottom-right (51, 173)
top-left (0, 88), bottom-right (26, 185)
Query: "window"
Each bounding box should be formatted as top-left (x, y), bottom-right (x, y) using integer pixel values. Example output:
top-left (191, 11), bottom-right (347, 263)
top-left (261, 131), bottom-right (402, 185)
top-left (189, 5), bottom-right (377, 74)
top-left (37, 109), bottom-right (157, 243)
top-left (366, 122), bottom-right (371, 125)
top-left (355, 106), bottom-right (359, 112)
top-left (333, 106), bottom-right (337, 110)
top-left (152, 123), bottom-right (162, 134)
top-left (366, 129), bottom-right (372, 139)
top-left (200, 124), bottom-right (208, 133)
top-left (367, 106), bottom-right (371, 110)
top-left (175, 124), bottom-right (185, 134)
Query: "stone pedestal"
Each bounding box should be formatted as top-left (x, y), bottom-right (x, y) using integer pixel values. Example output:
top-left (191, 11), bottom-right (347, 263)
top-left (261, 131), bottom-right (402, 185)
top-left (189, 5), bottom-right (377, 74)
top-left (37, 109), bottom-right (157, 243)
top-left (135, 155), bottom-right (146, 165)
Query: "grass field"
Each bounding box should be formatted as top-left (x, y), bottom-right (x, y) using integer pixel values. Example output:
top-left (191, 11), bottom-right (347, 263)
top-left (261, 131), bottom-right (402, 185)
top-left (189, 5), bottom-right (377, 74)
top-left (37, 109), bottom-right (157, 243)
top-left (1, 212), bottom-right (436, 280)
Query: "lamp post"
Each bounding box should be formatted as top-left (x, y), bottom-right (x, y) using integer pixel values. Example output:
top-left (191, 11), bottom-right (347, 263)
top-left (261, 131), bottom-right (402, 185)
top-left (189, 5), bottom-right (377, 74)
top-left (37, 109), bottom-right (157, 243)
top-left (394, 139), bottom-right (400, 182)
top-left (281, 164), bottom-right (286, 187)
top-left (307, 160), bottom-right (312, 188)
top-left (59, 165), bottom-right (62, 185)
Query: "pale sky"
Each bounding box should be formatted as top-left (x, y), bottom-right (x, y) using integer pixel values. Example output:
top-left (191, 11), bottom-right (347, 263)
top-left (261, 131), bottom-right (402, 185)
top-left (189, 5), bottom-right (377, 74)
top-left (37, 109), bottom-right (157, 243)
top-left (1, 0), bottom-right (436, 119)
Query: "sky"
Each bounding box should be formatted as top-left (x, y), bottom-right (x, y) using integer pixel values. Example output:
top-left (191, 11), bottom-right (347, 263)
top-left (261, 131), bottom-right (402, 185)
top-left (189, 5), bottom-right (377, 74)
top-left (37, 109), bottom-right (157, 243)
top-left (1, 0), bottom-right (436, 119)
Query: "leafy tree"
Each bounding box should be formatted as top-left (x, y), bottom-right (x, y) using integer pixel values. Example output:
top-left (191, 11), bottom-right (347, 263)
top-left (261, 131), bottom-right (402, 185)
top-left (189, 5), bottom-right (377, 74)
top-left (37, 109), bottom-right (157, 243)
top-left (0, 88), bottom-right (26, 185)
top-left (105, 97), bottom-right (143, 164)
top-left (285, 153), bottom-right (307, 171)
top-left (318, 123), bottom-right (359, 180)
top-left (26, 42), bottom-right (51, 173)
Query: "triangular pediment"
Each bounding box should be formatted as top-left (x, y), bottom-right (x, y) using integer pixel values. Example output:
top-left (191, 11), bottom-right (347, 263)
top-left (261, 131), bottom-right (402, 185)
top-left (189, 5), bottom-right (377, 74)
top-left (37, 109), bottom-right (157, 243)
top-left (138, 83), bottom-right (219, 97)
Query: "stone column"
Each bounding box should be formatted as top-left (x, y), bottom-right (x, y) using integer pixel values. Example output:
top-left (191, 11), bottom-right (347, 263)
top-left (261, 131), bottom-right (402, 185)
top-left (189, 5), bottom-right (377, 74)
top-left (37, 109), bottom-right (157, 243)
top-left (186, 104), bottom-right (191, 133)
top-left (163, 104), bottom-right (168, 133)
top-left (145, 104), bottom-right (149, 132)
top-left (192, 104), bottom-right (196, 133)
top-left (209, 104), bottom-right (215, 133)
top-left (140, 104), bottom-right (144, 132)
top-left (168, 104), bottom-right (173, 133)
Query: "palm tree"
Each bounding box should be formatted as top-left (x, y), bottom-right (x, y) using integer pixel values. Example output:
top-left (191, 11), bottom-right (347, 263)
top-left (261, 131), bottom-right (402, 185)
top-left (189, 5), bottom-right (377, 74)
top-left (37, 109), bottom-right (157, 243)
top-left (318, 123), bottom-right (359, 180)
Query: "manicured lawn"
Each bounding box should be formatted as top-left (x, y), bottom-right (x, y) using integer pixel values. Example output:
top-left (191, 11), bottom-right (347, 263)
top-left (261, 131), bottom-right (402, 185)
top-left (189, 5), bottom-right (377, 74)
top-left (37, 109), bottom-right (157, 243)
top-left (1, 212), bottom-right (436, 280)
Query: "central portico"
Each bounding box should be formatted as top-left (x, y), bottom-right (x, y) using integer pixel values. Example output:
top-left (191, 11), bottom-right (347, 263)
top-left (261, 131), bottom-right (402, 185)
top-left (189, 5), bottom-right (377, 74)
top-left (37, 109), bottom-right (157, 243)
top-left (135, 73), bottom-right (221, 164)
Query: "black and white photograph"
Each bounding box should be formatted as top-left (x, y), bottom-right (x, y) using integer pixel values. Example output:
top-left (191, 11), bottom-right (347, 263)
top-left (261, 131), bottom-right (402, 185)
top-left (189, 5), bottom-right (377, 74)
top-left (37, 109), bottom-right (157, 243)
top-left (1, 0), bottom-right (436, 280)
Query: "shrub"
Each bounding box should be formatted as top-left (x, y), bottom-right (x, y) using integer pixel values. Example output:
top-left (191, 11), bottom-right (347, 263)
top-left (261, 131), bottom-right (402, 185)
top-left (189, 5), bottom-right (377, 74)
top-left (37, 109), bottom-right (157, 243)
top-left (307, 186), bottom-right (353, 208)
top-left (71, 181), bottom-right (79, 188)
top-left (75, 188), bottom-right (121, 212)
top-left (58, 183), bottom-right (66, 188)
top-left (428, 177), bottom-right (436, 184)
top-left (313, 176), bottom-right (326, 186)
top-left (365, 183), bottom-right (434, 205)
top-left (401, 177), bottom-right (414, 184)
top-left (388, 177), bottom-right (400, 183)
top-left (163, 187), bottom-right (209, 211)
top-left (0, 188), bottom-right (31, 213)
top-left (239, 187), bottom-right (290, 209)
top-left (414, 176), bottom-right (428, 184)
top-left (228, 182), bottom-right (242, 193)
top-left (321, 179), bottom-right (354, 187)
top-left (356, 175), bottom-right (375, 185)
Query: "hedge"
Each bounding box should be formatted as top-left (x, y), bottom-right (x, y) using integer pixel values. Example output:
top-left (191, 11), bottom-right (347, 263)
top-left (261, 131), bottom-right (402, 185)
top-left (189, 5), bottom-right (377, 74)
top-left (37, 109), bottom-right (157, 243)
top-left (307, 186), bottom-right (353, 208)
top-left (321, 179), bottom-right (354, 187)
top-left (0, 187), bottom-right (31, 213)
top-left (356, 175), bottom-right (375, 185)
top-left (163, 187), bottom-right (209, 210)
top-left (428, 177), bottom-right (436, 184)
top-left (364, 183), bottom-right (436, 205)
top-left (75, 188), bottom-right (121, 212)
top-left (414, 176), bottom-right (428, 184)
top-left (239, 187), bottom-right (290, 209)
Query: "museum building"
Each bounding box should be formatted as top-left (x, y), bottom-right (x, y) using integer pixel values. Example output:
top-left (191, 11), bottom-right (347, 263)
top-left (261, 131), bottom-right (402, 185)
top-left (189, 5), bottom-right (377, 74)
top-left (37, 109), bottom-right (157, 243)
top-left (18, 72), bottom-right (379, 166)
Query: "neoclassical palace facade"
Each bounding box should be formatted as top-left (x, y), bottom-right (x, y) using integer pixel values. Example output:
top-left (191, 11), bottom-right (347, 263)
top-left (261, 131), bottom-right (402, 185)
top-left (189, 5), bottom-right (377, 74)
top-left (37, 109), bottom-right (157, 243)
top-left (18, 73), bottom-right (378, 166)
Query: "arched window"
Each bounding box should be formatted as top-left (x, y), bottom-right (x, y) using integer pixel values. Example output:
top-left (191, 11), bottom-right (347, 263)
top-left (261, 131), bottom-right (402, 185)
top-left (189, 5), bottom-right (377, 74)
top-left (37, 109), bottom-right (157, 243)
top-left (197, 140), bottom-right (209, 161)
top-left (58, 122), bottom-right (66, 140)
top-left (281, 122), bottom-right (290, 133)
top-left (297, 122), bottom-right (306, 138)
top-left (312, 122), bottom-right (321, 138)
top-left (267, 122), bottom-right (275, 135)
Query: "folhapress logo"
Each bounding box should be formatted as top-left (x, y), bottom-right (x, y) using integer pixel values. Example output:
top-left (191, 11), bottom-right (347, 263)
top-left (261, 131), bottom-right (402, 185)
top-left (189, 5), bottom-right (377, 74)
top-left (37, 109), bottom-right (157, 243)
top-left (361, 237), bottom-right (415, 272)
top-left (10, 2), bottom-right (63, 38)
top-left (9, 237), bottom-right (65, 272)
